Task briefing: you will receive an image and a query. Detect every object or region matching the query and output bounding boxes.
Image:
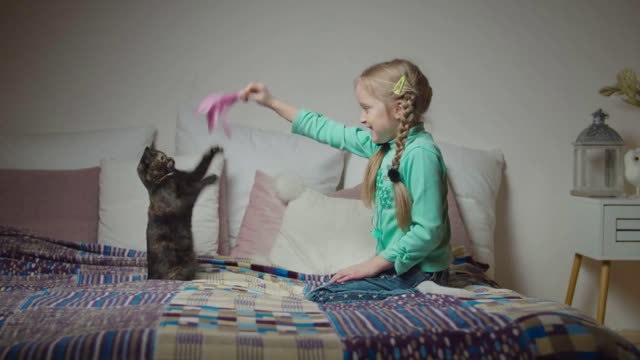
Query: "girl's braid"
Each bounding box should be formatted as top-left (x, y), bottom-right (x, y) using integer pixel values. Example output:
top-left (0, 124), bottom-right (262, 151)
top-left (392, 92), bottom-right (416, 170)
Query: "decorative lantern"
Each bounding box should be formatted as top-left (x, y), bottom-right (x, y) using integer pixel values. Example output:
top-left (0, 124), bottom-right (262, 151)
top-left (572, 109), bottom-right (625, 197)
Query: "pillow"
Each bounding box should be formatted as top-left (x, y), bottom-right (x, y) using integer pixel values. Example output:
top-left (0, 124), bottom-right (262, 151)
top-left (341, 140), bottom-right (504, 277)
top-left (230, 170), bottom-right (286, 258)
top-left (234, 172), bottom-right (473, 274)
top-left (0, 126), bottom-right (156, 170)
top-left (98, 153), bottom-right (225, 255)
top-left (0, 168), bottom-right (100, 243)
top-left (330, 181), bottom-right (474, 256)
top-left (329, 183), bottom-right (362, 200)
top-left (268, 189), bottom-right (375, 275)
top-left (437, 141), bottom-right (503, 278)
top-left (216, 163), bottom-right (231, 256)
top-left (175, 108), bottom-right (345, 248)
top-left (444, 180), bottom-right (474, 256)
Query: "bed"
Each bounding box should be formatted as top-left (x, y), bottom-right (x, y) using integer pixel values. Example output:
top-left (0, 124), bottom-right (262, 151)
top-left (0, 117), bottom-right (638, 359)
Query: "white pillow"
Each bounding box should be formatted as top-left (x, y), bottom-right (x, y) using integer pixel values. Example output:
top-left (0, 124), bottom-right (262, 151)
top-left (0, 126), bottom-right (156, 170)
top-left (268, 189), bottom-right (375, 275)
top-left (98, 153), bottom-right (225, 256)
top-left (341, 140), bottom-right (504, 278)
top-left (175, 107), bottom-right (345, 248)
top-left (437, 141), bottom-right (503, 278)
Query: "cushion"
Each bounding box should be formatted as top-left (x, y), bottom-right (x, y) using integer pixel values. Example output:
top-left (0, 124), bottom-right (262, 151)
top-left (330, 181), bottom-right (474, 256)
top-left (268, 189), bottom-right (375, 275)
top-left (230, 170), bottom-right (286, 258)
top-left (341, 140), bottom-right (504, 277)
top-left (175, 107), bottom-right (345, 248)
top-left (0, 167), bottom-right (100, 243)
top-left (234, 170), bottom-right (473, 259)
top-left (444, 180), bottom-right (474, 256)
top-left (216, 163), bottom-right (231, 256)
top-left (234, 171), bottom-right (475, 275)
top-left (0, 126), bottom-right (156, 170)
top-left (98, 153), bottom-right (225, 255)
top-left (329, 183), bottom-right (362, 200)
top-left (437, 141), bottom-right (503, 277)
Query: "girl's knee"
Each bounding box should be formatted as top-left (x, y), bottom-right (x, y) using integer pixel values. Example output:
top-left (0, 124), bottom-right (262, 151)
top-left (305, 288), bottom-right (328, 303)
top-left (305, 282), bottom-right (347, 304)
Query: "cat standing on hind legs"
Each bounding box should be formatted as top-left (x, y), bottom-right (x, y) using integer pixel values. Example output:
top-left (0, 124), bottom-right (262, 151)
top-left (137, 145), bottom-right (223, 280)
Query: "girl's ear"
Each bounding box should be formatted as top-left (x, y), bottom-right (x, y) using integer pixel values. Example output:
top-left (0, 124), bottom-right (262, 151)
top-left (393, 99), bottom-right (403, 120)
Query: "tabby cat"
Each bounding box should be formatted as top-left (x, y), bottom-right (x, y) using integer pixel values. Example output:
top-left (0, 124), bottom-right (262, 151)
top-left (137, 145), bottom-right (222, 280)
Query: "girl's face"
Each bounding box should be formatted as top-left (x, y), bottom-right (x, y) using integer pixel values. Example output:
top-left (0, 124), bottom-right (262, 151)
top-left (355, 82), bottom-right (400, 144)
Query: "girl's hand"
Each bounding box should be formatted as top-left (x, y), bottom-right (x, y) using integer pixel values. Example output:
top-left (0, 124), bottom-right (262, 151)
top-left (239, 82), bottom-right (273, 107)
top-left (330, 262), bottom-right (378, 283)
top-left (329, 256), bottom-right (394, 284)
top-left (238, 82), bottom-right (298, 123)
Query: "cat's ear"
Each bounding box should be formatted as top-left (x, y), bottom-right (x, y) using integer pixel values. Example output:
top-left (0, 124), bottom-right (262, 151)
top-left (149, 139), bottom-right (157, 150)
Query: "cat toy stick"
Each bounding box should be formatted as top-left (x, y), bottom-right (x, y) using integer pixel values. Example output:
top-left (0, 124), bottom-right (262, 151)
top-left (197, 92), bottom-right (240, 138)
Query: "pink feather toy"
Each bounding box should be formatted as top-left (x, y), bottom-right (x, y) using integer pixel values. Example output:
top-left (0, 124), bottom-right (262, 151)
top-left (198, 92), bottom-right (240, 138)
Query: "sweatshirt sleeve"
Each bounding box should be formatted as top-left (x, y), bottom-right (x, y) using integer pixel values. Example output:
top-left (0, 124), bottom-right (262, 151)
top-left (378, 147), bottom-right (447, 274)
top-left (291, 109), bottom-right (379, 159)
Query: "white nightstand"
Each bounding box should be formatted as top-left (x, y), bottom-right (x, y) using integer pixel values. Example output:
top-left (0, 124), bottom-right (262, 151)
top-left (565, 197), bottom-right (640, 323)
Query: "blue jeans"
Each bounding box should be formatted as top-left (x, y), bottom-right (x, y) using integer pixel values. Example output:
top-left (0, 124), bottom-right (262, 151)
top-left (304, 267), bottom-right (449, 304)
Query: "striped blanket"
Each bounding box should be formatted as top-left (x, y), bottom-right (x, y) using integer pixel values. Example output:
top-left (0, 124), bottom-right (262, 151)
top-left (0, 226), bottom-right (637, 359)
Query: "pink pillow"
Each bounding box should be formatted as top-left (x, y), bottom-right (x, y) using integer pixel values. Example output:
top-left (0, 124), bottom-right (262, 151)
top-left (216, 162), bottom-right (231, 255)
top-left (0, 167), bottom-right (100, 243)
top-left (232, 172), bottom-right (473, 258)
top-left (230, 170), bottom-right (286, 258)
top-left (445, 180), bottom-right (474, 255)
top-left (329, 184), bottom-right (362, 200)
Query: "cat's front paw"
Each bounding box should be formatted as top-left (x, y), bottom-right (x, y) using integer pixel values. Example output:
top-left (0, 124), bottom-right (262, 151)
top-left (208, 145), bottom-right (224, 158)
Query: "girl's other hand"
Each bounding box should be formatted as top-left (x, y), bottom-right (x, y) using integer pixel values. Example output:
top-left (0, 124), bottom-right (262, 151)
top-left (329, 256), bottom-right (393, 284)
top-left (329, 260), bottom-right (379, 284)
top-left (239, 82), bottom-right (273, 107)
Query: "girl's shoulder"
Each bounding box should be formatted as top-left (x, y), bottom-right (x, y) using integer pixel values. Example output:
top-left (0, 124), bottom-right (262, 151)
top-left (401, 135), bottom-right (447, 175)
top-left (403, 134), bottom-right (443, 160)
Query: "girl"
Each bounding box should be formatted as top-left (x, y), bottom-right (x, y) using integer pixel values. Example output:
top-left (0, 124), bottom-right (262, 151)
top-left (239, 59), bottom-right (452, 304)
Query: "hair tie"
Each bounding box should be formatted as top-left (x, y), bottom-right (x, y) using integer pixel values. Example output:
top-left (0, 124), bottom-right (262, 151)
top-left (387, 168), bottom-right (401, 183)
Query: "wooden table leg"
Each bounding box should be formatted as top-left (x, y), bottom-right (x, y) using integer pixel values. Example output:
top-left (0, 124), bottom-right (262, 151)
top-left (597, 261), bottom-right (611, 324)
top-left (565, 253), bottom-right (582, 305)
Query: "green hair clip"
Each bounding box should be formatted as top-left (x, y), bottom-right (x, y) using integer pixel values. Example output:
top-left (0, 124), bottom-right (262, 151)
top-left (392, 75), bottom-right (406, 95)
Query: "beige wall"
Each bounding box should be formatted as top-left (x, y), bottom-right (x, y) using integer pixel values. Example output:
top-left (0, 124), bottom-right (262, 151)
top-left (2, 0), bottom-right (639, 330)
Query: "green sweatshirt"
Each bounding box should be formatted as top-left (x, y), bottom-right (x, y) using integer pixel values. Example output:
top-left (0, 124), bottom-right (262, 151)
top-left (292, 109), bottom-right (452, 274)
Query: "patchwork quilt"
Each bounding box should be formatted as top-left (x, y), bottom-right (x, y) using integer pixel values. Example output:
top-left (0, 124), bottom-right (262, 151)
top-left (0, 226), bottom-right (637, 359)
